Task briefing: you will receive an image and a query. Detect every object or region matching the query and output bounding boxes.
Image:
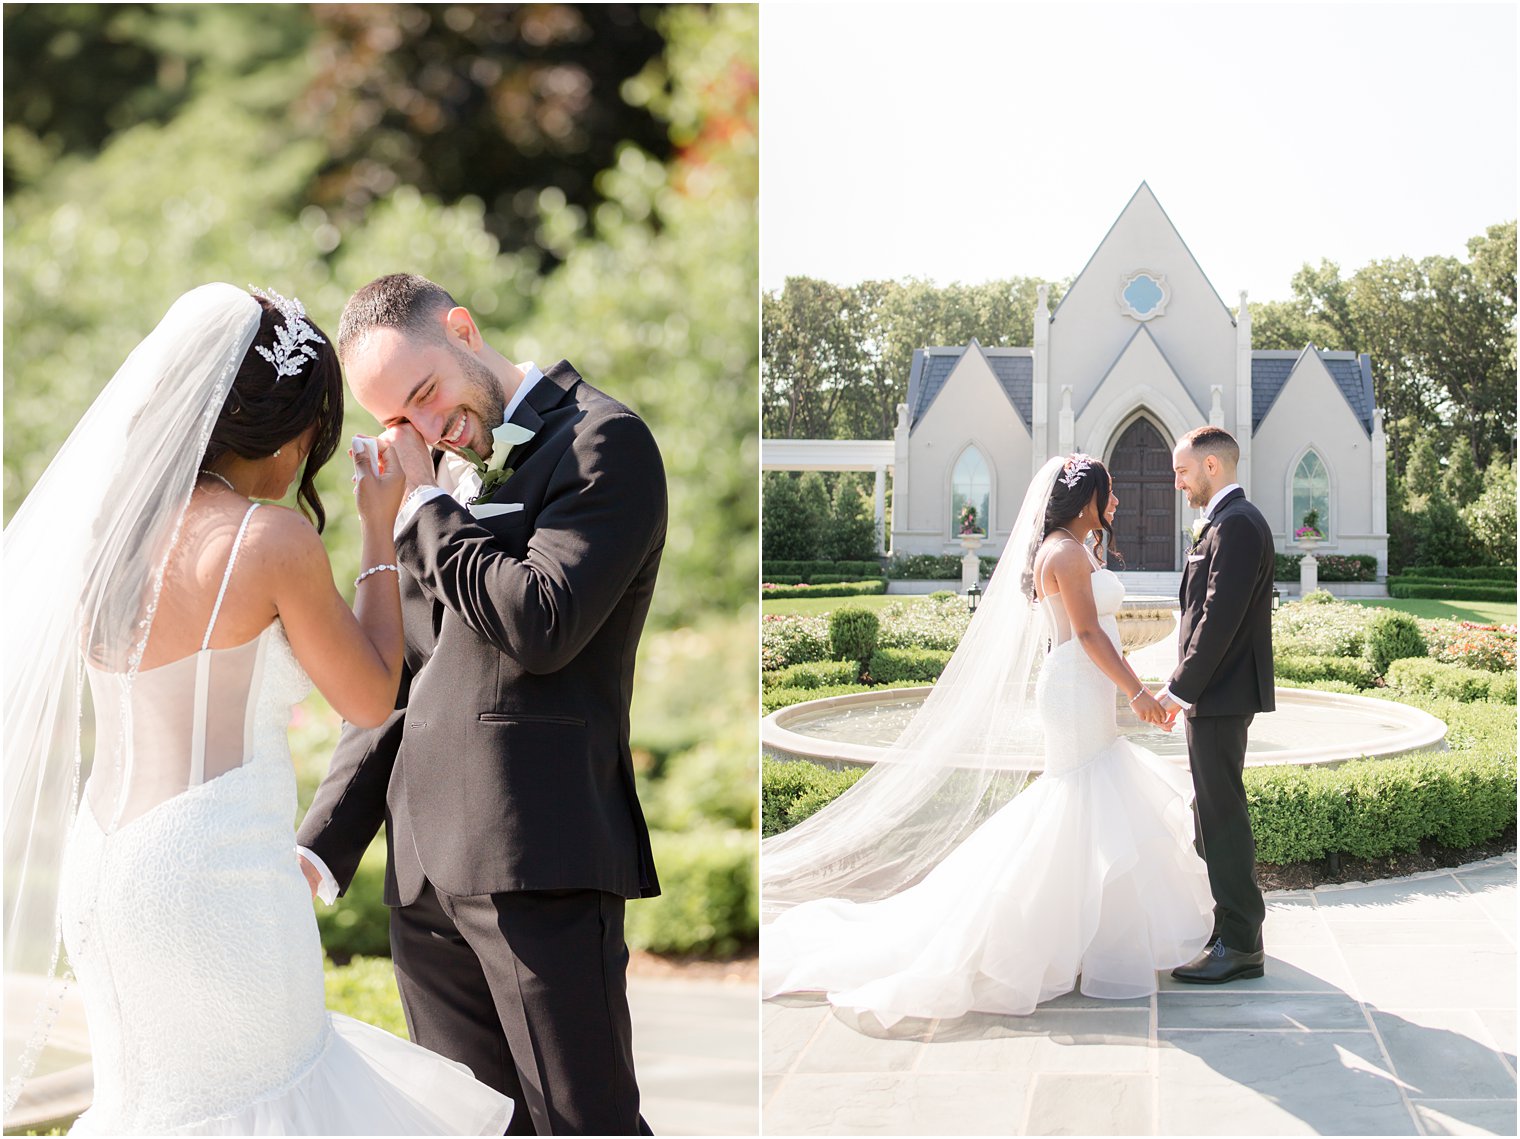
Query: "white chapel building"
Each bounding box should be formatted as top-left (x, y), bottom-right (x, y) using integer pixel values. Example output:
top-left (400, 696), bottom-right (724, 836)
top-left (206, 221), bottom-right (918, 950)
top-left (886, 182), bottom-right (1389, 576)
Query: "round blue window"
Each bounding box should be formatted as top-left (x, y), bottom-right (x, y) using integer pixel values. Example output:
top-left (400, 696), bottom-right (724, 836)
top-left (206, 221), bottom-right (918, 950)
top-left (1123, 274), bottom-right (1164, 316)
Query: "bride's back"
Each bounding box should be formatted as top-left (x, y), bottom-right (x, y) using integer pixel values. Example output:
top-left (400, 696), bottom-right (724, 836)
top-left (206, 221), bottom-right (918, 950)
top-left (85, 493), bottom-right (284, 830)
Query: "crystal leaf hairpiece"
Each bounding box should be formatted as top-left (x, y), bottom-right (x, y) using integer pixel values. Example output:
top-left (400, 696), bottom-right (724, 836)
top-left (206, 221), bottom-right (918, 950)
top-left (248, 286), bottom-right (325, 381)
top-left (1059, 453), bottom-right (1093, 489)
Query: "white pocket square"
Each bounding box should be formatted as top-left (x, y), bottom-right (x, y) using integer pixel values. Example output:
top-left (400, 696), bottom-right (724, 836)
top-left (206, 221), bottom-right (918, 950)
top-left (1187, 553), bottom-right (1206, 563)
top-left (470, 502), bottom-right (524, 519)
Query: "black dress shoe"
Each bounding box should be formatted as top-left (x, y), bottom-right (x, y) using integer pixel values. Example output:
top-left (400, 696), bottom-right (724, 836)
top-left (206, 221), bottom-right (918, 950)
top-left (1171, 940), bottom-right (1265, 984)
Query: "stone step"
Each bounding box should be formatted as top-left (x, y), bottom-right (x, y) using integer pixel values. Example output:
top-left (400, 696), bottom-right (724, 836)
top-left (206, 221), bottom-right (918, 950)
top-left (1115, 570), bottom-right (1183, 598)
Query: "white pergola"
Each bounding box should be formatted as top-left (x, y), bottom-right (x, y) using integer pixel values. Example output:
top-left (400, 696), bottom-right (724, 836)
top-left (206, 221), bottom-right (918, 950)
top-left (760, 439), bottom-right (896, 553)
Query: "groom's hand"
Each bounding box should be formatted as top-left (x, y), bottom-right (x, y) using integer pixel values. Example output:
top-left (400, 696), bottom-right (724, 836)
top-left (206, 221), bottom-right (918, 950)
top-left (297, 853), bottom-right (322, 900)
top-left (1156, 691), bottom-right (1180, 732)
top-left (380, 422), bottom-right (438, 496)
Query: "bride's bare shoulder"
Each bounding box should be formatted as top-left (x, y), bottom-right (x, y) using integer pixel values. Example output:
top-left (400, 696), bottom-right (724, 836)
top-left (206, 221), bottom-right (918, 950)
top-left (235, 503), bottom-right (329, 578)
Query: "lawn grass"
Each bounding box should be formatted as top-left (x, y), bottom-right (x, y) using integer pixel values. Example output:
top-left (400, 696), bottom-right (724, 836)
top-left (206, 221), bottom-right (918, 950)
top-left (762, 593), bottom-right (943, 617)
top-left (1347, 598), bottom-right (1516, 625)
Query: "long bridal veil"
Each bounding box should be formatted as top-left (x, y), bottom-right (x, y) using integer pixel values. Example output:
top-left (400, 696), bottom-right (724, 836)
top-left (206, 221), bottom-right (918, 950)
top-left (3, 284), bottom-right (262, 1113)
top-left (762, 456), bottom-right (1066, 914)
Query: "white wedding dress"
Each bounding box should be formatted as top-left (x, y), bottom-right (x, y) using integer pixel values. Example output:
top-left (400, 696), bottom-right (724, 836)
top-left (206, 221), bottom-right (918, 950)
top-left (57, 503), bottom-right (512, 1135)
top-left (761, 567), bottom-right (1214, 1025)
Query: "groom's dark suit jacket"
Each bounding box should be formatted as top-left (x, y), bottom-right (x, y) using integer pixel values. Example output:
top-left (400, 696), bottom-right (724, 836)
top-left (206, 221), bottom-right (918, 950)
top-left (1168, 487), bottom-right (1275, 717)
top-left (298, 360), bottom-right (664, 905)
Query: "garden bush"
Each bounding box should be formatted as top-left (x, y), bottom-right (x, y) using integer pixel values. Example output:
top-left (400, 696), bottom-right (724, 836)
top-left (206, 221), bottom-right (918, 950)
top-left (829, 606), bottom-right (880, 664)
top-left (761, 580), bottom-right (888, 599)
top-left (1272, 597), bottom-right (1371, 656)
top-left (1298, 590), bottom-right (1339, 605)
top-left (315, 844), bottom-right (392, 963)
top-left (1274, 678), bottom-right (1363, 696)
top-left (762, 574), bottom-right (803, 585)
top-left (761, 680), bottom-right (925, 714)
top-left (1388, 580), bottom-right (1516, 602)
top-left (761, 659), bottom-right (861, 690)
top-left (761, 614), bottom-right (831, 671)
top-left (324, 956), bottom-right (407, 1038)
top-left (1362, 610), bottom-right (1428, 676)
top-left (1386, 658), bottom-right (1517, 704)
top-left (641, 731), bottom-right (759, 832)
top-left (868, 646), bottom-right (953, 684)
top-left (887, 554), bottom-right (963, 580)
top-left (875, 595), bottom-right (972, 652)
top-left (625, 827), bottom-right (757, 957)
top-left (1274, 654), bottom-right (1378, 688)
top-left (1400, 565), bottom-right (1515, 581)
top-left (761, 759), bottom-right (867, 837)
top-left (1274, 553), bottom-right (1377, 582)
top-left (762, 560), bottom-right (884, 581)
top-left (1421, 620), bottom-right (1517, 673)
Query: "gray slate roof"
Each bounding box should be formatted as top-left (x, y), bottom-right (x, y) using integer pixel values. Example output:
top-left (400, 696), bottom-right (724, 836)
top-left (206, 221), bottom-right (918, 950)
top-left (1252, 348), bottom-right (1375, 434)
top-left (907, 342), bottom-right (1033, 430)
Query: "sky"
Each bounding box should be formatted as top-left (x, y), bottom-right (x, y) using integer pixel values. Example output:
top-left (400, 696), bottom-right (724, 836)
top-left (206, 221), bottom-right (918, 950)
top-left (760, 2), bottom-right (1518, 303)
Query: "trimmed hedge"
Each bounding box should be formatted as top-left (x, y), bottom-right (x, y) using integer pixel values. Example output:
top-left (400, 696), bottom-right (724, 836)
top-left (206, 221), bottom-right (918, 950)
top-left (1388, 580), bottom-right (1516, 602)
top-left (1273, 653), bottom-right (1378, 688)
top-left (1403, 565), bottom-right (1516, 581)
top-left (761, 759), bottom-right (866, 837)
top-left (762, 580), bottom-right (888, 599)
top-left (1386, 658), bottom-right (1517, 704)
top-left (1247, 751), bottom-right (1516, 863)
top-left (868, 646), bottom-right (953, 684)
top-left (762, 659), bottom-right (860, 690)
top-left (762, 679), bottom-right (925, 714)
top-left (1275, 553), bottom-right (1378, 582)
top-left (887, 554), bottom-right (962, 580)
top-left (764, 560), bottom-right (885, 580)
top-left (625, 827), bottom-right (757, 957)
top-left (762, 691), bottom-right (1518, 863)
top-left (829, 606), bottom-right (880, 664)
top-left (763, 574), bottom-right (803, 585)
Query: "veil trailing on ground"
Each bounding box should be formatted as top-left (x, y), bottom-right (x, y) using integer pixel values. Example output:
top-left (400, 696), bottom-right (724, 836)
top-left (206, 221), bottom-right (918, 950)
top-left (3, 284), bottom-right (261, 1114)
top-left (762, 456), bottom-right (1068, 915)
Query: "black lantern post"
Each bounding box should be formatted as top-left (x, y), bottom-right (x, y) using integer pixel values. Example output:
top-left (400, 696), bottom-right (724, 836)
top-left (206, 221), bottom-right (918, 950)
top-left (967, 581), bottom-right (983, 614)
top-left (1272, 587), bottom-right (1281, 611)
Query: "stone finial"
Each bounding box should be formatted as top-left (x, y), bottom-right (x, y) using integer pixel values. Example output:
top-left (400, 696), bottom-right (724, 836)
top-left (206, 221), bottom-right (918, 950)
top-left (1036, 284), bottom-right (1049, 314)
top-left (896, 402), bottom-right (909, 431)
top-left (1209, 385), bottom-right (1225, 426)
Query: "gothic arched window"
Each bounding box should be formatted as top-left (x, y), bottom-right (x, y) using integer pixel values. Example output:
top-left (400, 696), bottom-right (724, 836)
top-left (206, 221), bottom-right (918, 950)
top-left (1292, 450), bottom-right (1330, 537)
top-left (951, 447), bottom-right (990, 537)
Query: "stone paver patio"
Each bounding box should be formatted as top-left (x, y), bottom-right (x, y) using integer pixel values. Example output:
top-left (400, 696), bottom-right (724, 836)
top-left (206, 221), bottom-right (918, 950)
top-left (632, 975), bottom-right (759, 1135)
top-left (761, 855), bottom-right (1517, 1135)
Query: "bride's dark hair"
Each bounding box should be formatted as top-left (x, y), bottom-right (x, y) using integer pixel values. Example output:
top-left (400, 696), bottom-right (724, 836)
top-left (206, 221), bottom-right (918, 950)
top-left (1021, 454), bottom-right (1123, 598)
top-left (200, 295), bottom-right (344, 531)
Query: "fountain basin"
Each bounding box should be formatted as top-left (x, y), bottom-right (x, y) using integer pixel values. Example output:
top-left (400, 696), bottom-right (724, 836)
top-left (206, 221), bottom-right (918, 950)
top-left (1115, 595), bottom-right (1177, 653)
top-left (763, 684), bottom-right (1447, 771)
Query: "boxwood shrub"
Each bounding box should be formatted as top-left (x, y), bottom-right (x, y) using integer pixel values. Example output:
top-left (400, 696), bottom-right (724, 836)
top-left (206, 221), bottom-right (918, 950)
top-left (868, 646), bottom-right (953, 684)
top-left (762, 659), bottom-right (861, 690)
top-left (1273, 653), bottom-right (1378, 689)
top-left (829, 606), bottom-right (880, 664)
top-left (1402, 565), bottom-right (1516, 582)
top-left (1388, 580), bottom-right (1516, 602)
top-left (1386, 658), bottom-right (1517, 704)
top-left (762, 580), bottom-right (888, 599)
top-left (764, 560), bottom-right (885, 580)
top-left (1362, 610), bottom-right (1428, 676)
top-left (1275, 553), bottom-right (1377, 582)
top-left (624, 827), bottom-right (757, 957)
top-left (761, 759), bottom-right (867, 837)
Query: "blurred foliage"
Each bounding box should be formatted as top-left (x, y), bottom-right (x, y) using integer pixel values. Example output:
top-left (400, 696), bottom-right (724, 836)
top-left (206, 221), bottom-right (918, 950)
top-left (7, 4), bottom-right (758, 960)
top-left (324, 954), bottom-right (408, 1037)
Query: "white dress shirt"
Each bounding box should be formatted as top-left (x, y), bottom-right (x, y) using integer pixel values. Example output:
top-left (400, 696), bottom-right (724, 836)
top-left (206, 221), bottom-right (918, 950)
top-left (297, 364), bottom-right (543, 904)
top-left (1163, 482), bottom-right (1243, 712)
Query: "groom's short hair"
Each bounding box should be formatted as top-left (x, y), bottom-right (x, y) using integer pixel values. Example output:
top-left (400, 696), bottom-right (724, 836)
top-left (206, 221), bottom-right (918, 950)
top-left (338, 274), bottom-right (458, 362)
top-left (1179, 425), bottom-right (1239, 466)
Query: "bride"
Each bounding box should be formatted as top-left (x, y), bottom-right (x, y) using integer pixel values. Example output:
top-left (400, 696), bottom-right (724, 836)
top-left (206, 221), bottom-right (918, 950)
top-left (761, 454), bottom-right (1214, 1025)
top-left (4, 284), bottom-right (512, 1133)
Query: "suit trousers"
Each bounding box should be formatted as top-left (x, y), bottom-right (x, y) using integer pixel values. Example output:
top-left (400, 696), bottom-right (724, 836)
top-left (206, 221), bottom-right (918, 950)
top-left (389, 879), bottom-right (650, 1136)
top-left (1184, 713), bottom-right (1265, 953)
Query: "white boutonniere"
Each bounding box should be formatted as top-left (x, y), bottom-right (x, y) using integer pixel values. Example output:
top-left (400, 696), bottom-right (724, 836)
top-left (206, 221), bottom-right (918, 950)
top-left (1189, 517), bottom-right (1210, 549)
top-left (444, 421), bottom-right (536, 504)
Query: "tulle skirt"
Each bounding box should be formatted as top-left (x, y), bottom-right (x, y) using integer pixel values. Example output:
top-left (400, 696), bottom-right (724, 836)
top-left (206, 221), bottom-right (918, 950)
top-left (761, 737), bottom-right (1215, 1026)
top-left (69, 1012), bottom-right (512, 1136)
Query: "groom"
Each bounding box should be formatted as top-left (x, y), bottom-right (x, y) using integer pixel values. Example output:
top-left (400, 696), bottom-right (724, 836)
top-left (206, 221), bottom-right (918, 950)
top-left (1157, 426), bottom-right (1275, 984)
top-left (297, 273), bottom-right (664, 1134)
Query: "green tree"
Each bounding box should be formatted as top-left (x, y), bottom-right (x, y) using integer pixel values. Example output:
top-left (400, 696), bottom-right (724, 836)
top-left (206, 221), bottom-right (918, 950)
top-left (1463, 460), bottom-right (1517, 566)
top-left (825, 478), bottom-right (878, 562)
top-left (1444, 437), bottom-right (1483, 507)
top-left (1404, 434), bottom-right (1444, 499)
top-left (761, 473), bottom-right (811, 562)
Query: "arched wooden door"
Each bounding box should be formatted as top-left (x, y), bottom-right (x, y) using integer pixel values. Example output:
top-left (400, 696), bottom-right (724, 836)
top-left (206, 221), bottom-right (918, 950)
top-left (1107, 418), bottom-right (1175, 570)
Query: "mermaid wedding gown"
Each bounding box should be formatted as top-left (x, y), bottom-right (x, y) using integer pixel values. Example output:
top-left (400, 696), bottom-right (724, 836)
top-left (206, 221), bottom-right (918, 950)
top-left (761, 567), bottom-right (1214, 1025)
top-left (58, 503), bottom-right (512, 1135)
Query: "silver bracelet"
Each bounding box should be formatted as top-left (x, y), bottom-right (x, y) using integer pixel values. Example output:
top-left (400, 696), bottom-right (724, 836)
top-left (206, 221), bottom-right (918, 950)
top-left (354, 563), bottom-right (399, 587)
top-left (1127, 687), bottom-right (1147, 705)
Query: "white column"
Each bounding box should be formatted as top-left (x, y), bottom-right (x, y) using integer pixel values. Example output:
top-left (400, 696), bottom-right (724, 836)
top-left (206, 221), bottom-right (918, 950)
top-left (1371, 406), bottom-right (1388, 580)
top-left (1032, 285), bottom-right (1051, 477)
top-left (1235, 289), bottom-right (1254, 493)
top-left (1058, 386), bottom-right (1074, 455)
top-left (873, 466), bottom-right (886, 554)
top-left (892, 402), bottom-right (911, 553)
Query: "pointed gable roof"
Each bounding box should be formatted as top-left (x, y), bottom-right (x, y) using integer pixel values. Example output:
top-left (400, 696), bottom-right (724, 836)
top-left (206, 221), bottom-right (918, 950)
top-left (1252, 346), bottom-right (1375, 434)
top-left (906, 339), bottom-right (1033, 430)
top-left (1049, 181), bottom-right (1235, 326)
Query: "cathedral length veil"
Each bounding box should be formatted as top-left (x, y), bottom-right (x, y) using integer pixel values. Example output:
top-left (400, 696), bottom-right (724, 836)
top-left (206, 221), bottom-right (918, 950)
top-left (762, 455), bottom-right (1068, 915)
top-left (3, 284), bottom-right (262, 1113)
